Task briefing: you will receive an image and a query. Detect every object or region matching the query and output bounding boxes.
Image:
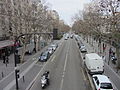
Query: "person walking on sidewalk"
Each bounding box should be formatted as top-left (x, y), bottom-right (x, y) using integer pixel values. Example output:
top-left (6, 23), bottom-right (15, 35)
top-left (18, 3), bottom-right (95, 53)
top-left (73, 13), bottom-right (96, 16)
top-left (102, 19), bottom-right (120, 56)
top-left (2, 52), bottom-right (6, 63)
top-left (103, 43), bottom-right (107, 55)
top-left (108, 47), bottom-right (113, 64)
top-left (109, 47), bottom-right (113, 58)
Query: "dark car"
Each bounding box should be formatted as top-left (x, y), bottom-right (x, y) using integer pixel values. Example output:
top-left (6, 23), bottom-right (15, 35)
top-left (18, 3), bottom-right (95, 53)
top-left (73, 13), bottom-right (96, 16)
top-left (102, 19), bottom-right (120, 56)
top-left (39, 51), bottom-right (50, 62)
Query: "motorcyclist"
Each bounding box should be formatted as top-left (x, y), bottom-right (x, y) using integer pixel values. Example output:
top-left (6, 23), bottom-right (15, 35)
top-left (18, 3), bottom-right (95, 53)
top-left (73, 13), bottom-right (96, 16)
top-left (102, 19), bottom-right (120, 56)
top-left (42, 71), bottom-right (50, 85)
top-left (43, 71), bottom-right (49, 78)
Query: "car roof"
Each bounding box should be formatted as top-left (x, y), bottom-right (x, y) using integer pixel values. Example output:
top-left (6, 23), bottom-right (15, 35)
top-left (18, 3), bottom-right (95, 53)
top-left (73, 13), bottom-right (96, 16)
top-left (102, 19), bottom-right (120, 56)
top-left (86, 53), bottom-right (102, 60)
top-left (93, 75), bottom-right (111, 83)
top-left (48, 47), bottom-right (53, 49)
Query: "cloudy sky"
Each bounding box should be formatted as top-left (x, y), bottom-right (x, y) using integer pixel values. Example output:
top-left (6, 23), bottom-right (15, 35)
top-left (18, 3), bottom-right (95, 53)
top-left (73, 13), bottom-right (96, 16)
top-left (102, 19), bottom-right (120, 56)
top-left (46, 0), bottom-right (90, 25)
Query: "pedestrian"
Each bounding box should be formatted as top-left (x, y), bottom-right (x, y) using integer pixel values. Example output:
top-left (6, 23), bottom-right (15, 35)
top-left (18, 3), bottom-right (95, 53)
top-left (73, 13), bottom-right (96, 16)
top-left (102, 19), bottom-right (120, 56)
top-left (109, 47), bottom-right (113, 60)
top-left (6, 56), bottom-right (9, 63)
top-left (3, 55), bottom-right (5, 63)
top-left (33, 48), bottom-right (36, 53)
top-left (103, 43), bottom-right (105, 52)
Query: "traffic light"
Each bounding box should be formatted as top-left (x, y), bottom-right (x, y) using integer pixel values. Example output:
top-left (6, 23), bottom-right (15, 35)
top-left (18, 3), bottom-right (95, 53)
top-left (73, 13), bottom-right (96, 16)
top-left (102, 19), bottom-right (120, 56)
top-left (16, 69), bottom-right (20, 79)
top-left (18, 55), bottom-right (21, 61)
top-left (15, 55), bottom-right (21, 64)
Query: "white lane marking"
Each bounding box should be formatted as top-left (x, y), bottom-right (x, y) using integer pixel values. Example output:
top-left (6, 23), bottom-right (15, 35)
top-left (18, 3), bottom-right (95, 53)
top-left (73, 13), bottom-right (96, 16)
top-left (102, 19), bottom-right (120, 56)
top-left (3, 60), bottom-right (37, 90)
top-left (80, 67), bottom-right (86, 81)
top-left (111, 80), bottom-right (118, 90)
top-left (63, 54), bottom-right (68, 72)
top-left (25, 55), bottom-right (53, 90)
top-left (105, 63), bottom-right (120, 80)
top-left (60, 43), bottom-right (69, 90)
top-left (3, 60), bottom-right (38, 90)
top-left (76, 39), bottom-right (95, 90)
top-left (0, 56), bottom-right (38, 84)
top-left (35, 64), bottom-right (44, 67)
top-left (51, 55), bottom-right (56, 62)
top-left (60, 78), bottom-right (64, 90)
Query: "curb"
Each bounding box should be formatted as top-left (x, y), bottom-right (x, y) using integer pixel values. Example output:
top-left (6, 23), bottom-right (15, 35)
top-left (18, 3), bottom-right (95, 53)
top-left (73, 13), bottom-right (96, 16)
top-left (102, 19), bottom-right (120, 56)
top-left (75, 38), bottom-right (95, 90)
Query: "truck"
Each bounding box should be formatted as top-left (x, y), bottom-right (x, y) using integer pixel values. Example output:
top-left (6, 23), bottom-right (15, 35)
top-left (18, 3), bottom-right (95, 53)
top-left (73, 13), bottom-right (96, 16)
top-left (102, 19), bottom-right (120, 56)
top-left (85, 53), bottom-right (104, 75)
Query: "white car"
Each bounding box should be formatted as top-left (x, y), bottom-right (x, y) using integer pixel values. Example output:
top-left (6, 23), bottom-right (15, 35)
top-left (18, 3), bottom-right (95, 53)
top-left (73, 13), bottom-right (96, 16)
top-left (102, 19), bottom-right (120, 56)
top-left (92, 75), bottom-right (114, 90)
top-left (50, 44), bottom-right (58, 51)
top-left (64, 36), bottom-right (68, 40)
top-left (80, 45), bottom-right (87, 52)
top-left (47, 47), bottom-right (53, 54)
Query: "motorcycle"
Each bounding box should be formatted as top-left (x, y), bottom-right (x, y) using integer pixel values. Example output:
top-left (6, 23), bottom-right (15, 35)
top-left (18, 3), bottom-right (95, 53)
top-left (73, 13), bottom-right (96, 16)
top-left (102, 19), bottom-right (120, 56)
top-left (41, 71), bottom-right (50, 89)
top-left (111, 56), bottom-right (117, 64)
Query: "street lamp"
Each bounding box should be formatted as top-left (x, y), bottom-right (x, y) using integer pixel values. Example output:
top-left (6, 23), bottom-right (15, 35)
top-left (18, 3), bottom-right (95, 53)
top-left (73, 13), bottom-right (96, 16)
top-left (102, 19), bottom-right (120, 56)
top-left (14, 37), bottom-right (20, 90)
top-left (14, 34), bottom-right (26, 90)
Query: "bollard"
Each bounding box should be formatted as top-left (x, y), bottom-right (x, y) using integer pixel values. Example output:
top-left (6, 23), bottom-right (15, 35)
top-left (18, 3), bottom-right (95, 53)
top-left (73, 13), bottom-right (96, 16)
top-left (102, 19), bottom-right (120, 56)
top-left (6, 63), bottom-right (7, 67)
top-left (23, 76), bottom-right (25, 82)
top-left (2, 72), bottom-right (4, 78)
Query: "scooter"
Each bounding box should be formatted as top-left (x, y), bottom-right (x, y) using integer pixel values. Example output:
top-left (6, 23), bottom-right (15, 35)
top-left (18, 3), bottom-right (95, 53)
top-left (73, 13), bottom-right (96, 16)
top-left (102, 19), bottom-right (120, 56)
top-left (41, 71), bottom-right (50, 89)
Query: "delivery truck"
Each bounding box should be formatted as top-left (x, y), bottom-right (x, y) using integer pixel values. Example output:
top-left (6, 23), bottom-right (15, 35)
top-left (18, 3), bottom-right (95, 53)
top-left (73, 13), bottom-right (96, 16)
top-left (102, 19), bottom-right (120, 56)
top-left (85, 53), bottom-right (104, 75)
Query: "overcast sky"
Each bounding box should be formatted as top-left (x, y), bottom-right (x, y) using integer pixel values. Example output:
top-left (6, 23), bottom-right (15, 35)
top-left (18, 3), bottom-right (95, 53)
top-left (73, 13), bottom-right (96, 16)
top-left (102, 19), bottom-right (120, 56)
top-left (46, 0), bottom-right (90, 25)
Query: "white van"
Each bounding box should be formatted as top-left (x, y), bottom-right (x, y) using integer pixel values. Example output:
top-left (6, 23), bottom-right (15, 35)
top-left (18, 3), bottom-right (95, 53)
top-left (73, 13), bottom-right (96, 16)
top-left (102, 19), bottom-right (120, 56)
top-left (85, 53), bottom-right (104, 75)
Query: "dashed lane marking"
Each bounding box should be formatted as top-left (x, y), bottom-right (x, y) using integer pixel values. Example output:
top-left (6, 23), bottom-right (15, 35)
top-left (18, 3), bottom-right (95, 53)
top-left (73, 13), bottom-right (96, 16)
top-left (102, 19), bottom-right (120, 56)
top-left (51, 55), bottom-right (56, 62)
top-left (80, 67), bottom-right (87, 81)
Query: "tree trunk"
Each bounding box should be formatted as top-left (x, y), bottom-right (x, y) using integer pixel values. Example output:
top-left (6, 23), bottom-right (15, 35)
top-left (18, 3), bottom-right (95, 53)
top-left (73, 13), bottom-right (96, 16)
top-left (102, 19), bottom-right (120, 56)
top-left (34, 34), bottom-right (37, 53)
top-left (116, 47), bottom-right (120, 69)
top-left (21, 44), bottom-right (27, 63)
top-left (38, 35), bottom-right (41, 51)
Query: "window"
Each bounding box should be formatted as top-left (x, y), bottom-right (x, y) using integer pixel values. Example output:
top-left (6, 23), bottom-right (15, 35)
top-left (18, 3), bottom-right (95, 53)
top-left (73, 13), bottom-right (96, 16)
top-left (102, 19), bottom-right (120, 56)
top-left (96, 80), bottom-right (99, 85)
top-left (100, 83), bottom-right (113, 89)
top-left (93, 76), bottom-right (97, 81)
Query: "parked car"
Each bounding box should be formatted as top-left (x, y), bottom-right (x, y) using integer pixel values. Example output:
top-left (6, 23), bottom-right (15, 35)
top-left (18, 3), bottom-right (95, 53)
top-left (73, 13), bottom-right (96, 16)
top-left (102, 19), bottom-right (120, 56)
top-left (47, 47), bottom-right (53, 55)
top-left (70, 34), bottom-right (73, 38)
top-left (50, 44), bottom-right (58, 51)
top-left (39, 51), bottom-right (50, 62)
top-left (64, 36), bottom-right (68, 40)
top-left (79, 44), bottom-right (87, 52)
top-left (92, 75), bottom-right (114, 90)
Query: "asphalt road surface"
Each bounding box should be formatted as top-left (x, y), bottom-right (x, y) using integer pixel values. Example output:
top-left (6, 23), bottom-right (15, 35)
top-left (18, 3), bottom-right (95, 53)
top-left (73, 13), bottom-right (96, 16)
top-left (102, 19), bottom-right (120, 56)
top-left (30, 38), bottom-right (91, 90)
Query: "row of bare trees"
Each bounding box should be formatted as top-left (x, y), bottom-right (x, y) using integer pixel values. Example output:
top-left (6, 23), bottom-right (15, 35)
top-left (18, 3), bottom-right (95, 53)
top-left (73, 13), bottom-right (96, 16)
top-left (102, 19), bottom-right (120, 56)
top-left (72, 0), bottom-right (120, 68)
top-left (0, 0), bottom-right (69, 63)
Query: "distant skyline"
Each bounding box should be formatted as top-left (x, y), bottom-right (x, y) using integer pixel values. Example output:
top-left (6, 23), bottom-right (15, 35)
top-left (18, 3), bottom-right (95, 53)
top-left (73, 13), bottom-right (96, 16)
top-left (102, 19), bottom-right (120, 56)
top-left (46, 0), bottom-right (90, 25)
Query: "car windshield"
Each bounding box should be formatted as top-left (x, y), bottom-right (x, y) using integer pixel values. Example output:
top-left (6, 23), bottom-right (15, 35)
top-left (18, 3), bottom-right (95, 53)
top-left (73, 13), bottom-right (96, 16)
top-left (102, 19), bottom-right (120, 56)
top-left (42, 52), bottom-right (47, 56)
top-left (81, 45), bottom-right (85, 48)
top-left (100, 83), bottom-right (113, 89)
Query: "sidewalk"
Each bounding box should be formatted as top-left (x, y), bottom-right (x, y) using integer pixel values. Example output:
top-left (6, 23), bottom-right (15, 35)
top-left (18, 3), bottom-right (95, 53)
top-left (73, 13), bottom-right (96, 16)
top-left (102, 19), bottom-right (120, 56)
top-left (78, 35), bottom-right (120, 75)
top-left (0, 42), bottom-right (44, 81)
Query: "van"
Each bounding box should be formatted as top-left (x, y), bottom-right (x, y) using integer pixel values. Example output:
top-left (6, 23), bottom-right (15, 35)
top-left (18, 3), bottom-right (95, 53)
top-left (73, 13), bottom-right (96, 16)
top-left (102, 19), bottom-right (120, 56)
top-left (85, 53), bottom-right (104, 75)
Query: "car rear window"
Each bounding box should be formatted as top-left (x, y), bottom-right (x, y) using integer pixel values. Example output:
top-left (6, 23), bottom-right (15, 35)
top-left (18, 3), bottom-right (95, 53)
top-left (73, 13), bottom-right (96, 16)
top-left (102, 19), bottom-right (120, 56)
top-left (100, 83), bottom-right (113, 89)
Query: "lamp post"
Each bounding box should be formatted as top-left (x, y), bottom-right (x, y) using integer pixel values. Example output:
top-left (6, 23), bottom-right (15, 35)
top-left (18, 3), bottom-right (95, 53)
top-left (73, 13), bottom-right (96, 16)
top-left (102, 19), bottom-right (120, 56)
top-left (14, 36), bottom-right (20, 90)
top-left (14, 34), bottom-right (25, 90)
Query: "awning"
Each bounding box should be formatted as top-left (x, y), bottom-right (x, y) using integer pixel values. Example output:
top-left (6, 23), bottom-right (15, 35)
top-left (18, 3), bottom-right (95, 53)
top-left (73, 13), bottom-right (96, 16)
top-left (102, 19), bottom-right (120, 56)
top-left (0, 40), bottom-right (15, 49)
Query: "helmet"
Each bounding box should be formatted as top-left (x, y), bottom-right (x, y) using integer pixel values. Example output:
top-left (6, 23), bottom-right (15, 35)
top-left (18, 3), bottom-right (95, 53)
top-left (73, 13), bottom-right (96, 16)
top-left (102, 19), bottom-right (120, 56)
top-left (45, 71), bottom-right (49, 74)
